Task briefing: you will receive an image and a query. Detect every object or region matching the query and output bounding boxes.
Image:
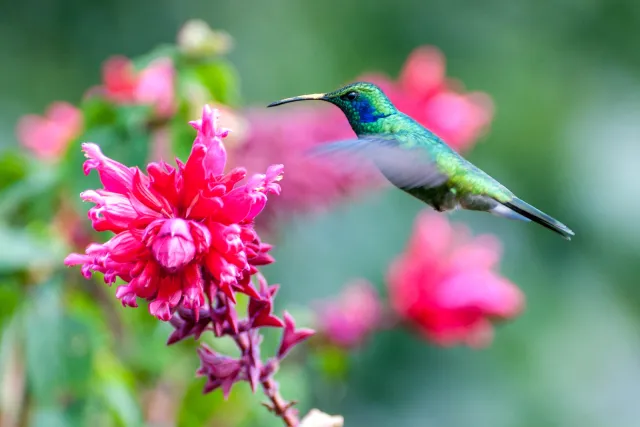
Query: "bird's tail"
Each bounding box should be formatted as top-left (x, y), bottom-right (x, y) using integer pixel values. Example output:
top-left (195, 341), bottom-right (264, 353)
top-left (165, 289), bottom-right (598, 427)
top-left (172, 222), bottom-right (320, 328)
top-left (500, 198), bottom-right (575, 240)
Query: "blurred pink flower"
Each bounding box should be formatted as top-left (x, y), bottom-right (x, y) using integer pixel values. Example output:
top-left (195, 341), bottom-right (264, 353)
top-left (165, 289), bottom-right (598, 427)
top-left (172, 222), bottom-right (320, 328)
top-left (16, 102), bottom-right (83, 160)
top-left (230, 45), bottom-right (493, 227)
top-left (387, 211), bottom-right (523, 348)
top-left (362, 46), bottom-right (494, 152)
top-left (65, 105), bottom-right (283, 321)
top-left (315, 279), bottom-right (382, 349)
top-left (90, 56), bottom-right (176, 118)
top-left (234, 106), bottom-right (377, 228)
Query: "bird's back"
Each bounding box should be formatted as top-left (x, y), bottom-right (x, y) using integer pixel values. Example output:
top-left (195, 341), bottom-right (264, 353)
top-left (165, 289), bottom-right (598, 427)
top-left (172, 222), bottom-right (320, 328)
top-left (374, 112), bottom-right (514, 202)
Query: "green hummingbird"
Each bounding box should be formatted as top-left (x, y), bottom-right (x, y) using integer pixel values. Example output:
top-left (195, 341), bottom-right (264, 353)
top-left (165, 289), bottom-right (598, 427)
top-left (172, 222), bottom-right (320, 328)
top-left (267, 82), bottom-right (574, 240)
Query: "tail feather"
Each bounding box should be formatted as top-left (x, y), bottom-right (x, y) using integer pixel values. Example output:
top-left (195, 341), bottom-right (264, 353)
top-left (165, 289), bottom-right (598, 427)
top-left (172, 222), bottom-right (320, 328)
top-left (501, 198), bottom-right (575, 240)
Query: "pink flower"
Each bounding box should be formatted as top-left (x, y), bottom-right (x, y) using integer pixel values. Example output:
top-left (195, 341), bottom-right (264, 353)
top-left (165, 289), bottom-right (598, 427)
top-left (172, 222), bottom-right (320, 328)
top-left (231, 106), bottom-right (379, 228)
top-left (89, 56), bottom-right (176, 118)
top-left (387, 211), bottom-right (523, 348)
top-left (278, 311), bottom-right (315, 359)
top-left (361, 46), bottom-right (494, 152)
top-left (136, 58), bottom-right (176, 118)
top-left (315, 279), bottom-right (382, 349)
top-left (65, 105), bottom-right (283, 321)
top-left (16, 102), bottom-right (83, 160)
top-left (196, 344), bottom-right (244, 398)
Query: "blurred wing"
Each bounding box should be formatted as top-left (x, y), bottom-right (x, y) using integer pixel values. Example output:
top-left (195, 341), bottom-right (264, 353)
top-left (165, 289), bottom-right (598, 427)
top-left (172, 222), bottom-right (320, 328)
top-left (308, 134), bottom-right (448, 189)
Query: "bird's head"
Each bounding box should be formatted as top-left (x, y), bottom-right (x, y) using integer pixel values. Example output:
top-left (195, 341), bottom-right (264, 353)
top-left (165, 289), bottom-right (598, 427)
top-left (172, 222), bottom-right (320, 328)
top-left (267, 82), bottom-right (397, 133)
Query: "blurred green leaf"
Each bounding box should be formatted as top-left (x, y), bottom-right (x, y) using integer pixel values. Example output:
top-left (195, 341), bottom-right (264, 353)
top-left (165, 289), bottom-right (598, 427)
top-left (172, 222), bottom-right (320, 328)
top-left (25, 279), bottom-right (65, 404)
top-left (25, 278), bottom-right (96, 407)
top-left (80, 97), bottom-right (118, 129)
top-left (63, 115), bottom-right (149, 214)
top-left (101, 379), bottom-right (144, 427)
top-left (0, 149), bottom-right (28, 191)
top-left (29, 407), bottom-right (69, 427)
top-left (0, 163), bottom-right (58, 219)
top-left (0, 224), bottom-right (60, 272)
top-left (169, 104), bottom-right (195, 161)
top-left (0, 277), bottom-right (21, 328)
top-left (192, 60), bottom-right (241, 106)
top-left (115, 105), bottom-right (153, 137)
top-left (94, 347), bottom-right (143, 427)
top-left (311, 346), bottom-right (349, 380)
top-left (63, 126), bottom-right (117, 209)
top-left (177, 377), bottom-right (248, 427)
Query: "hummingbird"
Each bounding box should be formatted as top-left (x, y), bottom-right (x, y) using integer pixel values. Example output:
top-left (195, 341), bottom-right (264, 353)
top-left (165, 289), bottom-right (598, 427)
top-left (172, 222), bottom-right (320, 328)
top-left (267, 82), bottom-right (574, 240)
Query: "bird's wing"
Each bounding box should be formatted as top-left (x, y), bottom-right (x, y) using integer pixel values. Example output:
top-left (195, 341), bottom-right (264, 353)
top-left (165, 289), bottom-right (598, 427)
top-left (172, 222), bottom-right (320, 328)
top-left (308, 134), bottom-right (449, 189)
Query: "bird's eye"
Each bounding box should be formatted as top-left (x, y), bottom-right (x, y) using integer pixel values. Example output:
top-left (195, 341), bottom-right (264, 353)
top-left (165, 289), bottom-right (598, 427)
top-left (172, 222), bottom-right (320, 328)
top-left (341, 91), bottom-right (358, 101)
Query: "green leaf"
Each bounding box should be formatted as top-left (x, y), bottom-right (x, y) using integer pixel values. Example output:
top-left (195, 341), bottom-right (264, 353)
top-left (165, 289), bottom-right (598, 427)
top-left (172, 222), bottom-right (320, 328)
top-left (101, 379), bottom-right (144, 427)
top-left (169, 104), bottom-right (196, 161)
top-left (0, 224), bottom-right (61, 272)
top-left (0, 163), bottom-right (58, 219)
top-left (29, 407), bottom-right (69, 427)
top-left (80, 97), bottom-right (118, 129)
top-left (177, 377), bottom-right (248, 427)
top-left (0, 149), bottom-right (28, 192)
top-left (93, 350), bottom-right (142, 427)
top-left (62, 118), bottom-right (149, 214)
top-left (311, 345), bottom-right (350, 380)
top-left (192, 60), bottom-right (241, 107)
top-left (25, 279), bottom-right (65, 405)
top-left (62, 126), bottom-right (118, 209)
top-left (0, 277), bottom-right (21, 328)
top-left (25, 278), bottom-right (96, 405)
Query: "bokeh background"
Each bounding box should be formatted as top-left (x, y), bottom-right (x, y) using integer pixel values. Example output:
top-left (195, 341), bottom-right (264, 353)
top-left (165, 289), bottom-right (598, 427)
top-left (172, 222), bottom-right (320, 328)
top-left (2, 1), bottom-right (640, 426)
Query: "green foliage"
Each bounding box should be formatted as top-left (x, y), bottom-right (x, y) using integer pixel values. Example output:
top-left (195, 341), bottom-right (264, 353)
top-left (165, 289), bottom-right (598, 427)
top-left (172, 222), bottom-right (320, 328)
top-left (0, 224), bottom-right (61, 272)
top-left (192, 60), bottom-right (242, 107)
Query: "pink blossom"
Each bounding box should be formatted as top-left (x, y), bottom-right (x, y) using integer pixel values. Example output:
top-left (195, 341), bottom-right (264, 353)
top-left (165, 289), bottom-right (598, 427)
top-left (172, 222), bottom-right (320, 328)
top-left (278, 311), bottom-right (315, 359)
top-left (16, 102), bottom-right (83, 160)
top-left (387, 211), bottom-right (523, 348)
top-left (89, 56), bottom-right (176, 118)
top-left (362, 46), bottom-right (494, 152)
top-left (196, 344), bottom-right (243, 398)
top-left (65, 105), bottom-right (283, 321)
top-left (136, 58), bottom-right (176, 118)
top-left (234, 106), bottom-right (377, 228)
top-left (315, 279), bottom-right (382, 349)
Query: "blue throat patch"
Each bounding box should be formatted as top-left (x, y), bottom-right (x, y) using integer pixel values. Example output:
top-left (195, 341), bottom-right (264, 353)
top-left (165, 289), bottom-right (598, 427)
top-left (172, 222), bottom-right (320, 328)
top-left (356, 99), bottom-right (390, 123)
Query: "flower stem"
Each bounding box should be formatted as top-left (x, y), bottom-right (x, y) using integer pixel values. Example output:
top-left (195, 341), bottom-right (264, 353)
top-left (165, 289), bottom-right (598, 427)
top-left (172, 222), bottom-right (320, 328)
top-left (233, 333), bottom-right (299, 426)
top-left (260, 377), bottom-right (299, 427)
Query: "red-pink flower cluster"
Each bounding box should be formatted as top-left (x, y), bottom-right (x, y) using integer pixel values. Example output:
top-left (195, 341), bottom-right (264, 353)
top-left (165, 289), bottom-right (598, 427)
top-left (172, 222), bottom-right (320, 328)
top-left (234, 106), bottom-right (377, 227)
top-left (16, 102), bottom-right (83, 160)
top-left (88, 56), bottom-right (176, 118)
top-left (387, 212), bottom-right (523, 348)
top-left (65, 106), bottom-right (315, 423)
top-left (65, 105), bottom-right (283, 321)
top-left (362, 46), bottom-right (494, 152)
top-left (315, 279), bottom-right (382, 349)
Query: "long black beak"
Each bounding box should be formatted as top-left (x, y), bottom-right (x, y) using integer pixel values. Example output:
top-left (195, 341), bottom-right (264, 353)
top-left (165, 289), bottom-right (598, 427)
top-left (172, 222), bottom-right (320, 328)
top-left (267, 93), bottom-right (327, 107)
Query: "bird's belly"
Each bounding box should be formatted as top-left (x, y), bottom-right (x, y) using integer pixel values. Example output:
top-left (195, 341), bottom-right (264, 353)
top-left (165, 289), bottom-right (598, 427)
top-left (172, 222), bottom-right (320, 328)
top-left (405, 185), bottom-right (460, 212)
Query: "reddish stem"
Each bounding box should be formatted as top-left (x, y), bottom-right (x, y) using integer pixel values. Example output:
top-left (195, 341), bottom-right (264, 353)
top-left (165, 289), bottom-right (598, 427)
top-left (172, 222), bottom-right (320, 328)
top-left (233, 333), bottom-right (299, 427)
top-left (261, 378), bottom-right (299, 427)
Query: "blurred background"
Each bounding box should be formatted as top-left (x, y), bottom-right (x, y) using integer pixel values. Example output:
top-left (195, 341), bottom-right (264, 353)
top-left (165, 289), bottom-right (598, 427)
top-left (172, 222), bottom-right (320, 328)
top-left (2, 0), bottom-right (640, 426)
